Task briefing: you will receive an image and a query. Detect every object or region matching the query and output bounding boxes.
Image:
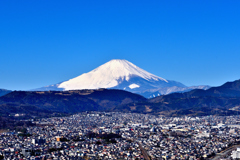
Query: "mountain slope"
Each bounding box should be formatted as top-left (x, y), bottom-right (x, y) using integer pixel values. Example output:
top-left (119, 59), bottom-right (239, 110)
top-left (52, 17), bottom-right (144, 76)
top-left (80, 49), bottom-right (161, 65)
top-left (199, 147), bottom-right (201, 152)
top-left (139, 85), bottom-right (210, 98)
top-left (35, 59), bottom-right (190, 97)
top-left (112, 79), bottom-right (240, 116)
top-left (149, 79), bottom-right (240, 101)
top-left (0, 89), bottom-right (11, 97)
top-left (59, 59), bottom-right (173, 90)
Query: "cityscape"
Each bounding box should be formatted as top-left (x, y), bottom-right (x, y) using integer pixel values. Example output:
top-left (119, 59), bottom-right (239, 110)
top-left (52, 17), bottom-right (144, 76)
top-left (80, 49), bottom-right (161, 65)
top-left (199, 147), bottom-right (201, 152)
top-left (1, 112), bottom-right (240, 159)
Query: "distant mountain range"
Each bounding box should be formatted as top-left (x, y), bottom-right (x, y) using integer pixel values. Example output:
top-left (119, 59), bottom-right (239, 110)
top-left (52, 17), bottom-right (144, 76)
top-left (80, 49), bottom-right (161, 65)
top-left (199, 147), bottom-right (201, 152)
top-left (34, 59), bottom-right (209, 97)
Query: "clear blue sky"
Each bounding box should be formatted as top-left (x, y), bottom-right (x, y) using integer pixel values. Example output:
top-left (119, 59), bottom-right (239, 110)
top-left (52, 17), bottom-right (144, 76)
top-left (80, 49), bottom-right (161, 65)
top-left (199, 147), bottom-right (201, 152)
top-left (0, 0), bottom-right (240, 90)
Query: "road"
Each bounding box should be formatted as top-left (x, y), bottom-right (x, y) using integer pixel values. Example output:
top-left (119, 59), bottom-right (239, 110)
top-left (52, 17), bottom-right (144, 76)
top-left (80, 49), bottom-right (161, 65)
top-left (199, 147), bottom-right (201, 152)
top-left (129, 138), bottom-right (150, 160)
top-left (136, 141), bottom-right (150, 160)
top-left (210, 144), bottom-right (240, 160)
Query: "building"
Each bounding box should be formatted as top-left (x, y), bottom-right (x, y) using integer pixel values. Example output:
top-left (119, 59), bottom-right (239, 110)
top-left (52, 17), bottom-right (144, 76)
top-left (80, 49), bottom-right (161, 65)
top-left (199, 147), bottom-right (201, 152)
top-left (231, 148), bottom-right (240, 159)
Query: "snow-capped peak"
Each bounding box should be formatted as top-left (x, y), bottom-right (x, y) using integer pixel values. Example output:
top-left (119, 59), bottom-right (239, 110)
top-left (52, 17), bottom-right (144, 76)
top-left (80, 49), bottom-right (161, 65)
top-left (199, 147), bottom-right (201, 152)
top-left (58, 59), bottom-right (168, 90)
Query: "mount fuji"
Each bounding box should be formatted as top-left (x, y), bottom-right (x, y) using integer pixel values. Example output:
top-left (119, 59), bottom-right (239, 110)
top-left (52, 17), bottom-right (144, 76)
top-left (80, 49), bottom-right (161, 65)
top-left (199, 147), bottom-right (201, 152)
top-left (35, 59), bottom-right (209, 97)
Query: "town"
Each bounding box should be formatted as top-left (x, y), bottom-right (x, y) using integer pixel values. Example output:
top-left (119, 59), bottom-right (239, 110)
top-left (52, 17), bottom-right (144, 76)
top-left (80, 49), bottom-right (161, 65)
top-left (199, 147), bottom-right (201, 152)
top-left (1, 112), bottom-right (240, 160)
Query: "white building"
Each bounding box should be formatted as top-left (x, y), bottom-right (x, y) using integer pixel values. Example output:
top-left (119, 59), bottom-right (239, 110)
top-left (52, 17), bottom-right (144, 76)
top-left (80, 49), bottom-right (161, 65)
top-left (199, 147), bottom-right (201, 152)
top-left (231, 148), bottom-right (240, 159)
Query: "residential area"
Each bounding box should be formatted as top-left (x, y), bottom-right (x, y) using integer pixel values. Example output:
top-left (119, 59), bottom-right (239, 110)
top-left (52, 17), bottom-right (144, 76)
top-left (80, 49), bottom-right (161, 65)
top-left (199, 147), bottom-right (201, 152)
top-left (1, 112), bottom-right (240, 160)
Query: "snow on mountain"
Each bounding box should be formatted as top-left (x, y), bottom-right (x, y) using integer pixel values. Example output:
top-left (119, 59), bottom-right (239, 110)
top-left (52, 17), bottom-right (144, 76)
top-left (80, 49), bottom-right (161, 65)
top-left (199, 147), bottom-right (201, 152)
top-left (58, 59), bottom-right (170, 90)
top-left (34, 59), bottom-right (209, 98)
top-left (129, 84), bottom-right (140, 89)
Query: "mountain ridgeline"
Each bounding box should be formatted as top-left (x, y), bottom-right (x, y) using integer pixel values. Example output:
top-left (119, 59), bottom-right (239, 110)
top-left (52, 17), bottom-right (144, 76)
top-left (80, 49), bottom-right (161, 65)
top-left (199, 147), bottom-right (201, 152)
top-left (0, 89), bottom-right (146, 116)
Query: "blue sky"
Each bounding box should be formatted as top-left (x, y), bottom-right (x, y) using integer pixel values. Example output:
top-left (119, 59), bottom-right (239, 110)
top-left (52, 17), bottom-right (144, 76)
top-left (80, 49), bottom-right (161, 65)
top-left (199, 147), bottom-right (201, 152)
top-left (0, 0), bottom-right (240, 90)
